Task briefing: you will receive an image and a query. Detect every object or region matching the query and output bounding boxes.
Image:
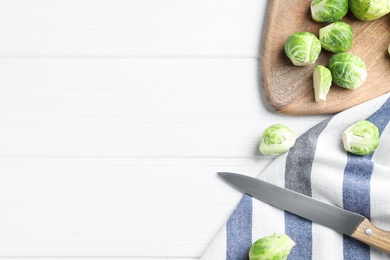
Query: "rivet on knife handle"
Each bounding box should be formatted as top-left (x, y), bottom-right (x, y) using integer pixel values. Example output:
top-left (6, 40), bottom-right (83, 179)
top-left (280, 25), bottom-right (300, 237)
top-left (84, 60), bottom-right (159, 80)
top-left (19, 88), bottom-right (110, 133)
top-left (352, 218), bottom-right (390, 254)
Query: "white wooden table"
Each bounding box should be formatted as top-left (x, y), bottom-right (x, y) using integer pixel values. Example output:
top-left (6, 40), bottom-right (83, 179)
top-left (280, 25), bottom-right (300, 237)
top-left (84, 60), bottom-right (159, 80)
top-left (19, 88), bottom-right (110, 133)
top-left (0, 1), bottom-right (329, 259)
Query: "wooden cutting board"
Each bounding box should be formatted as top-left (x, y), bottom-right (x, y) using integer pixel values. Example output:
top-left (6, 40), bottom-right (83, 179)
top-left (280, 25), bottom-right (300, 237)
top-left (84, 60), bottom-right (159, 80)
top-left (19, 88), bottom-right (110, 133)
top-left (261, 0), bottom-right (390, 115)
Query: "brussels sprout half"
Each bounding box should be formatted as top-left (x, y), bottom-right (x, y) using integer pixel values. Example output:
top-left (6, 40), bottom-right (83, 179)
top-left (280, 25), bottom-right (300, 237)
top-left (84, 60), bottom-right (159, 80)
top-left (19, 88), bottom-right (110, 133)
top-left (328, 53), bottom-right (367, 89)
top-left (313, 65), bottom-right (332, 102)
top-left (284, 32), bottom-right (322, 66)
top-left (349, 0), bottom-right (390, 21)
top-left (249, 234), bottom-right (295, 260)
top-left (342, 120), bottom-right (379, 156)
top-left (311, 0), bottom-right (349, 22)
top-left (319, 22), bottom-right (353, 53)
top-left (259, 124), bottom-right (297, 156)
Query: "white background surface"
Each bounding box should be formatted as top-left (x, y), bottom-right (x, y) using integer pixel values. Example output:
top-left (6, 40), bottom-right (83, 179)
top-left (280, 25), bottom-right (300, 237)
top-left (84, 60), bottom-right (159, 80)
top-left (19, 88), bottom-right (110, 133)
top-left (0, 0), bottom-right (329, 259)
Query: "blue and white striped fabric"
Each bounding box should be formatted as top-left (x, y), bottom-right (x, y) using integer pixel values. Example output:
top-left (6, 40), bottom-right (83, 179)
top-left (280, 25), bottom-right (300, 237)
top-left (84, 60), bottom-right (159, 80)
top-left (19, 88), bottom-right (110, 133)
top-left (201, 93), bottom-right (390, 260)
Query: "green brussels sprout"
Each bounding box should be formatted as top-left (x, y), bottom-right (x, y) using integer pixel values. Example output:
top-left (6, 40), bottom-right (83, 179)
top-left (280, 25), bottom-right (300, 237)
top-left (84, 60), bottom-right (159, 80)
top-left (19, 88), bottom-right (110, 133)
top-left (328, 53), bottom-right (367, 89)
top-left (319, 22), bottom-right (353, 53)
top-left (311, 0), bottom-right (349, 22)
top-left (249, 234), bottom-right (295, 260)
top-left (313, 65), bottom-right (332, 102)
top-left (284, 32), bottom-right (322, 66)
top-left (349, 0), bottom-right (390, 21)
top-left (259, 124), bottom-right (297, 156)
top-left (342, 120), bottom-right (380, 156)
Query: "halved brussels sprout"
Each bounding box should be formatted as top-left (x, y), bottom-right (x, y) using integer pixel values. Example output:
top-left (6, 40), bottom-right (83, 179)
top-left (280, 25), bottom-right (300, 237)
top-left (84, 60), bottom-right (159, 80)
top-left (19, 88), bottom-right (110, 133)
top-left (350, 0), bottom-right (390, 21)
top-left (319, 22), bottom-right (353, 53)
top-left (311, 0), bottom-right (349, 22)
top-left (328, 53), bottom-right (367, 89)
top-left (313, 65), bottom-right (332, 102)
top-left (259, 124), bottom-right (297, 156)
top-left (249, 234), bottom-right (295, 260)
top-left (284, 32), bottom-right (322, 66)
top-left (342, 120), bottom-right (379, 156)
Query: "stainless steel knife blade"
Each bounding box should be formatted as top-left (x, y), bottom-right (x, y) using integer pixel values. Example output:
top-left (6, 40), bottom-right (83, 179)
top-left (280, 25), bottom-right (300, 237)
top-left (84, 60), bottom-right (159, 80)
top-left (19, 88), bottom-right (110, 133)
top-left (218, 172), bottom-right (390, 254)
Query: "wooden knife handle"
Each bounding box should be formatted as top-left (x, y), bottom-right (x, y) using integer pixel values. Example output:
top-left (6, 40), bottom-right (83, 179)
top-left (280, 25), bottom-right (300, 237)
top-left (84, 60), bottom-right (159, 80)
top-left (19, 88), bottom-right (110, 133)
top-left (351, 218), bottom-right (390, 254)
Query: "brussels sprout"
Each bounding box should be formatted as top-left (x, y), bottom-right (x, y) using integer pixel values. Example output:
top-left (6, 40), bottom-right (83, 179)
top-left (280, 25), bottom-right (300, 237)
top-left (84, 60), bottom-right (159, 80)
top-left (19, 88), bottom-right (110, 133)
top-left (388, 43), bottom-right (390, 55)
top-left (313, 65), bottom-right (332, 102)
top-left (311, 0), bottom-right (349, 22)
top-left (328, 53), bottom-right (367, 89)
top-left (259, 124), bottom-right (297, 156)
top-left (284, 32), bottom-right (322, 66)
top-left (249, 234), bottom-right (295, 260)
top-left (319, 22), bottom-right (353, 53)
top-left (350, 0), bottom-right (390, 21)
top-left (342, 120), bottom-right (379, 156)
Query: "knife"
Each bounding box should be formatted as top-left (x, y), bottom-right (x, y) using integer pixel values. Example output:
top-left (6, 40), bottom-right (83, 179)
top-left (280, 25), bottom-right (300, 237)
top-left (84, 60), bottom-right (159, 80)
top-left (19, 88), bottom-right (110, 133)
top-left (218, 172), bottom-right (390, 254)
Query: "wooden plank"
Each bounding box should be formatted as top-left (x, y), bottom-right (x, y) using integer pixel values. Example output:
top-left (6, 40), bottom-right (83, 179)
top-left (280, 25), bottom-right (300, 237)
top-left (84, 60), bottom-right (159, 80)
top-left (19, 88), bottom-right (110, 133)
top-left (0, 59), bottom-right (327, 158)
top-left (0, 157), bottom-right (272, 257)
top-left (0, 0), bottom-right (266, 57)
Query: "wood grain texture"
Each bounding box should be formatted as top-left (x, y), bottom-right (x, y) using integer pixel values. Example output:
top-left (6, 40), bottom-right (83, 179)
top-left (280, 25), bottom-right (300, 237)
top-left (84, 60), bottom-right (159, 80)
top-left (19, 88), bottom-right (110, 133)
top-left (352, 218), bottom-right (390, 254)
top-left (261, 0), bottom-right (390, 115)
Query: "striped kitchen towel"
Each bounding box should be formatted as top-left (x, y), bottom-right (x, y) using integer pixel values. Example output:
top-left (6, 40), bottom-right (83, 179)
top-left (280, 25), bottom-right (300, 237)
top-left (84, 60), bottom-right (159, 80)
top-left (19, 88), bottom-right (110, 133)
top-left (201, 93), bottom-right (390, 260)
